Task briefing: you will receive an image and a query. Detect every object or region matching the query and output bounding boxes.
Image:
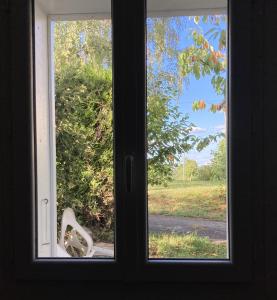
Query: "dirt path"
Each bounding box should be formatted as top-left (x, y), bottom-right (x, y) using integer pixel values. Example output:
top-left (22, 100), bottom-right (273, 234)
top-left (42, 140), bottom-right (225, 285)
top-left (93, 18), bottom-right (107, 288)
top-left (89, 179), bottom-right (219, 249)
top-left (149, 214), bottom-right (227, 240)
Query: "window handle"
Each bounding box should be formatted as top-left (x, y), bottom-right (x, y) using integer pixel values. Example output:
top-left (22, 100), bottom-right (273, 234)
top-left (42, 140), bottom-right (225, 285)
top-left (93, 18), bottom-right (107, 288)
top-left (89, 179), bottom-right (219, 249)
top-left (125, 155), bottom-right (134, 193)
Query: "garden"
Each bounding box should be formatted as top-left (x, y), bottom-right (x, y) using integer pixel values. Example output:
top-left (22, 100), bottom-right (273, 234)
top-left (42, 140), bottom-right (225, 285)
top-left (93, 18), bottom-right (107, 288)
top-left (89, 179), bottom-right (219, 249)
top-left (54, 15), bottom-right (228, 258)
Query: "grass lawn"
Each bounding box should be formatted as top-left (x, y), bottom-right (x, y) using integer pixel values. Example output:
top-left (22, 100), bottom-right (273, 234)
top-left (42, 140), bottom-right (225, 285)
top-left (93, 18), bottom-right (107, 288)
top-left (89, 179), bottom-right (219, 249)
top-left (149, 232), bottom-right (227, 259)
top-left (148, 180), bottom-right (226, 221)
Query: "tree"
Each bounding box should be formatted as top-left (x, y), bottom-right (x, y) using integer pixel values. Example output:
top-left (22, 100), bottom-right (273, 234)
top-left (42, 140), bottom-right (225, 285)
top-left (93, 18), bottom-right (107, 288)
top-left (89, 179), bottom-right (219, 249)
top-left (197, 164), bottom-right (213, 181)
top-left (184, 159), bottom-right (199, 181)
top-left (210, 139), bottom-right (227, 181)
top-left (146, 17), bottom-right (224, 184)
top-left (54, 20), bottom-right (112, 73)
top-left (147, 96), bottom-right (197, 185)
top-left (178, 16), bottom-right (227, 122)
top-left (55, 19), bottom-right (220, 186)
top-left (53, 17), bottom-right (226, 234)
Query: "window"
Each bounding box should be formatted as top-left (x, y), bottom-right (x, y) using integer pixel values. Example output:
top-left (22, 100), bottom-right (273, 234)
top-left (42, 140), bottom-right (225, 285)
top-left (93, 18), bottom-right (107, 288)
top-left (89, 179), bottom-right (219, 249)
top-left (146, 0), bottom-right (229, 260)
top-left (11, 0), bottom-right (254, 282)
top-left (35, 0), bottom-right (114, 259)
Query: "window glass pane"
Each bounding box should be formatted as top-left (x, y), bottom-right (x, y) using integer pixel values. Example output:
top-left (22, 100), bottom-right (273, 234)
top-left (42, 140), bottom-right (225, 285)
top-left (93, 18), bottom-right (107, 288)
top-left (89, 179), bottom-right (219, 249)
top-left (147, 0), bottom-right (229, 259)
top-left (35, 0), bottom-right (114, 258)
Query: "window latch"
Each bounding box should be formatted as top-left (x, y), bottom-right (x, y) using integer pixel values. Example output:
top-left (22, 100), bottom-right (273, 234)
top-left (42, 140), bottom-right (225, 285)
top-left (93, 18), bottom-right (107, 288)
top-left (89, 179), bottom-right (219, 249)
top-left (125, 155), bottom-right (134, 193)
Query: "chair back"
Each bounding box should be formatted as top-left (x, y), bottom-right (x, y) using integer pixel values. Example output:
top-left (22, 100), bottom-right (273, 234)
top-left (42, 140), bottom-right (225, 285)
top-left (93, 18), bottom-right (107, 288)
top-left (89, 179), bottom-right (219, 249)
top-left (59, 208), bottom-right (94, 257)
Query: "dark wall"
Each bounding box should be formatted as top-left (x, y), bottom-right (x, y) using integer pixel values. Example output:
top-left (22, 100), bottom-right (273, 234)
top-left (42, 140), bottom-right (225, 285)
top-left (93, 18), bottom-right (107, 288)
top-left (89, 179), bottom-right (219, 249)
top-left (1, 0), bottom-right (277, 299)
top-left (264, 0), bottom-right (277, 297)
top-left (0, 0), bottom-right (13, 290)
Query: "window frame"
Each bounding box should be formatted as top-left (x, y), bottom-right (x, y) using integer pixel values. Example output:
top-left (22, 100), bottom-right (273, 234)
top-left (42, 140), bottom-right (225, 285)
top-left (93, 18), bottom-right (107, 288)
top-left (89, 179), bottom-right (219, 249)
top-left (136, 0), bottom-right (254, 282)
top-left (10, 0), bottom-right (255, 282)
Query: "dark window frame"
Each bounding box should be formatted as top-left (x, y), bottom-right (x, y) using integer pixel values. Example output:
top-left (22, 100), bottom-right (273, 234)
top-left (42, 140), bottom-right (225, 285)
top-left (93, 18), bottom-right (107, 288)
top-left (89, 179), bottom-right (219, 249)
top-left (9, 0), bottom-right (256, 283)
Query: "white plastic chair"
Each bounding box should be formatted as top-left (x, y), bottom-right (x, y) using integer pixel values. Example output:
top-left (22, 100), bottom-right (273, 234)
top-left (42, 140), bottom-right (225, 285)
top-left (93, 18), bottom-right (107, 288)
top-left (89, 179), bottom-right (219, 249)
top-left (58, 207), bottom-right (113, 258)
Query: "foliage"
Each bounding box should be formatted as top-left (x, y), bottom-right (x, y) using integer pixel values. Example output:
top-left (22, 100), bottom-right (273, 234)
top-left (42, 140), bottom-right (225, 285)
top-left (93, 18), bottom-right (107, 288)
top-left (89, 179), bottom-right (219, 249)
top-left (147, 93), bottom-right (220, 185)
top-left (197, 164), bottom-right (213, 181)
top-left (146, 17), bottom-right (223, 184)
top-left (210, 139), bottom-right (227, 181)
top-left (183, 159), bottom-right (198, 181)
top-left (147, 18), bottom-right (195, 185)
top-left (54, 17), bottom-right (226, 233)
top-left (54, 20), bottom-right (112, 73)
top-left (149, 232), bottom-right (227, 258)
top-left (147, 15), bottom-right (227, 114)
top-left (179, 16), bottom-right (227, 113)
top-left (55, 20), bottom-right (220, 188)
top-left (55, 64), bottom-right (114, 239)
top-left (173, 163), bottom-right (184, 181)
top-left (173, 138), bottom-right (227, 183)
top-left (147, 97), bottom-right (198, 185)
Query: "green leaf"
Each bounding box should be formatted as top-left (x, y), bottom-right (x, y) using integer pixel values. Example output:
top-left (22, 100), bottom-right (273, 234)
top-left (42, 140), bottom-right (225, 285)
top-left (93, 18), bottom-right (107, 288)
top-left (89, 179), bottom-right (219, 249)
top-left (194, 16), bottom-right (200, 24)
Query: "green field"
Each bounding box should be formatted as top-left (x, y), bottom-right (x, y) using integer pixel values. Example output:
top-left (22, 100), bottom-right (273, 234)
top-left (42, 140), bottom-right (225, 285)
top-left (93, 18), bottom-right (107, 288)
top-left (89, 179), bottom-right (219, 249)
top-left (148, 180), bottom-right (226, 221)
top-left (149, 233), bottom-right (227, 259)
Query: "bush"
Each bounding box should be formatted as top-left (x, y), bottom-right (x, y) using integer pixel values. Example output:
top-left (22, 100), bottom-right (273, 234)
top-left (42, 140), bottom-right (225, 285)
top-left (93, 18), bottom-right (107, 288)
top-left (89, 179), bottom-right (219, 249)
top-left (55, 65), bottom-right (114, 241)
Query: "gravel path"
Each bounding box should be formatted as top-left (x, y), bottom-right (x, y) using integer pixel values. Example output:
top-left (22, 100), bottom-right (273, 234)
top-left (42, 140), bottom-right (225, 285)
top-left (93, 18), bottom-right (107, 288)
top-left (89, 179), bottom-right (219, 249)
top-left (149, 214), bottom-right (227, 240)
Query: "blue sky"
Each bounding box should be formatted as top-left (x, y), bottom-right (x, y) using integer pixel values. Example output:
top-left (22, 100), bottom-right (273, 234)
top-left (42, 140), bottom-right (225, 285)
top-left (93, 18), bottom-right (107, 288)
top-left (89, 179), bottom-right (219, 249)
top-left (179, 74), bottom-right (225, 165)
top-left (167, 16), bottom-right (226, 165)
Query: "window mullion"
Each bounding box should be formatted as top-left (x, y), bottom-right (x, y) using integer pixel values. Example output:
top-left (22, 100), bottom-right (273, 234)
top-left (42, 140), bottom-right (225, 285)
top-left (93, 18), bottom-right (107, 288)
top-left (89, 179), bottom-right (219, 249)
top-left (112, 0), bottom-right (146, 280)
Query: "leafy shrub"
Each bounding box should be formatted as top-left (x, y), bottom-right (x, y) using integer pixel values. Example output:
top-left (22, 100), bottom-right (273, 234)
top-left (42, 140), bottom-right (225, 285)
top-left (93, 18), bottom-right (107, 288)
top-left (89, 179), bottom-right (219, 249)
top-left (55, 65), bottom-right (114, 241)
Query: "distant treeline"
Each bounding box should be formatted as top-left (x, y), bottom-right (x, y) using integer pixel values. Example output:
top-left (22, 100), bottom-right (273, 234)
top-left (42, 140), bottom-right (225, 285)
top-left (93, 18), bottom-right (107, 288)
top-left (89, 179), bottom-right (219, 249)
top-left (174, 139), bottom-right (226, 182)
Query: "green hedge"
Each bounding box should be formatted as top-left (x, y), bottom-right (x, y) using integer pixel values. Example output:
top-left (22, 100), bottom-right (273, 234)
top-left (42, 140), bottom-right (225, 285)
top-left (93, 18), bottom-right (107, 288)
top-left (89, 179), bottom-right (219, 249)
top-left (55, 65), bottom-right (114, 241)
